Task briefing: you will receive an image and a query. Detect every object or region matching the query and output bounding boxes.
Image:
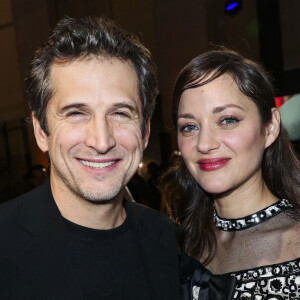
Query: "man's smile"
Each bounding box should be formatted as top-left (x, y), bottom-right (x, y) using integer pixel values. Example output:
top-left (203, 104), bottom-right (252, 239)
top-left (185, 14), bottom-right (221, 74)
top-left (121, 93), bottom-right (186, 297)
top-left (78, 159), bottom-right (119, 169)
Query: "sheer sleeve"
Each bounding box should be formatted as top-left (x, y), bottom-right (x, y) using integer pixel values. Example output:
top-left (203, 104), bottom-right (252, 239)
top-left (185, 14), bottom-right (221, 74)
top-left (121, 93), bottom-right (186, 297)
top-left (206, 203), bottom-right (300, 299)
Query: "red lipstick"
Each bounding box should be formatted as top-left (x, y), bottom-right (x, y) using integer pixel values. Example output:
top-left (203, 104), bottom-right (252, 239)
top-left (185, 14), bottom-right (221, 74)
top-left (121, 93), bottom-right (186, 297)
top-left (197, 158), bottom-right (230, 171)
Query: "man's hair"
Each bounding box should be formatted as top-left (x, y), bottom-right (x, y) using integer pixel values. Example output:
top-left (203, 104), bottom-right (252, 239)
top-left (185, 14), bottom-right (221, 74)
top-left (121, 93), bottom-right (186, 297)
top-left (26, 16), bottom-right (158, 136)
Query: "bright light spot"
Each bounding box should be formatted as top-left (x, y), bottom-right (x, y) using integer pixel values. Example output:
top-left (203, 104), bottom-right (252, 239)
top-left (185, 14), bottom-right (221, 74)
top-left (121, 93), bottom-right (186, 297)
top-left (139, 162), bottom-right (143, 168)
top-left (226, 2), bottom-right (238, 11)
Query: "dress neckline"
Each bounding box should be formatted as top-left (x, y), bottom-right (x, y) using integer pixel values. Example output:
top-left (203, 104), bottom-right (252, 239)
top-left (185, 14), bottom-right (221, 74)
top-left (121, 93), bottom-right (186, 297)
top-left (213, 199), bottom-right (292, 231)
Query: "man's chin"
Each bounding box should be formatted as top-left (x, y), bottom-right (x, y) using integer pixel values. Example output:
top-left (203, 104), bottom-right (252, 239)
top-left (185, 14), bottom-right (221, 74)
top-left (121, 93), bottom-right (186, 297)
top-left (85, 197), bottom-right (116, 205)
top-left (75, 187), bottom-right (124, 205)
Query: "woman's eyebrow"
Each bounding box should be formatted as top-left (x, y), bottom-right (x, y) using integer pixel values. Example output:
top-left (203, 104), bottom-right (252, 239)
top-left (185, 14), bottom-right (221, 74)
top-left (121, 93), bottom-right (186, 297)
top-left (212, 104), bottom-right (245, 113)
top-left (177, 113), bottom-right (195, 119)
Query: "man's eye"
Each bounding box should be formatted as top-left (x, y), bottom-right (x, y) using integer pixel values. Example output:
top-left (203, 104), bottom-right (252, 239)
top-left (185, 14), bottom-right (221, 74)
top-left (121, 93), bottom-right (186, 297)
top-left (66, 111), bottom-right (84, 117)
top-left (220, 117), bottom-right (240, 126)
top-left (108, 110), bottom-right (135, 123)
top-left (114, 111), bottom-right (131, 118)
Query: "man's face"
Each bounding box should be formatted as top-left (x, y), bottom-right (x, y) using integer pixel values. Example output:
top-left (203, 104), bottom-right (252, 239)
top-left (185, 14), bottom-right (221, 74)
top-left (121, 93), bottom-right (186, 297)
top-left (33, 58), bottom-right (149, 203)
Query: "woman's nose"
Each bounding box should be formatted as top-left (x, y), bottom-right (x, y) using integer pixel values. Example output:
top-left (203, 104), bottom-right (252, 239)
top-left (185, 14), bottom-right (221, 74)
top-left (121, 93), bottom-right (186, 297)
top-left (196, 127), bottom-right (220, 154)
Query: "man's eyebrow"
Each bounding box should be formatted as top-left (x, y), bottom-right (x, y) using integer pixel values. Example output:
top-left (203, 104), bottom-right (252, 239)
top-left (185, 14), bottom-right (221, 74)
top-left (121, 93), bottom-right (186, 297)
top-left (58, 103), bottom-right (87, 113)
top-left (58, 102), bottom-right (139, 114)
top-left (111, 102), bottom-right (138, 112)
top-left (212, 104), bottom-right (245, 113)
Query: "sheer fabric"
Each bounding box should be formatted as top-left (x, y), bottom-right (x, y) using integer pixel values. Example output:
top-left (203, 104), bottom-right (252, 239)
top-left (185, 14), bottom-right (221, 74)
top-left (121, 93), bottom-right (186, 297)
top-left (206, 199), bottom-right (300, 299)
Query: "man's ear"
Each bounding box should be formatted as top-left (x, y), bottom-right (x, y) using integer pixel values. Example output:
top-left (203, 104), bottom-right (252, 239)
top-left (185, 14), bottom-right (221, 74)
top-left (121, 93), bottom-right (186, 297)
top-left (32, 114), bottom-right (49, 153)
top-left (265, 108), bottom-right (280, 149)
top-left (142, 119), bottom-right (151, 150)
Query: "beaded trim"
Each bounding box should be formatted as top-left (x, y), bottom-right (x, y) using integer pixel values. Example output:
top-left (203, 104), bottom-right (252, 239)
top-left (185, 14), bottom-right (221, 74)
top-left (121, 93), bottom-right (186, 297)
top-left (230, 258), bottom-right (300, 299)
top-left (232, 258), bottom-right (300, 283)
top-left (214, 199), bottom-right (292, 231)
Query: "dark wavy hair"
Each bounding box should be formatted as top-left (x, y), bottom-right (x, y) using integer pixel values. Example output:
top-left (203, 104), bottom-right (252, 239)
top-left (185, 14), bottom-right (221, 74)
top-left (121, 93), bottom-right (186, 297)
top-left (173, 48), bottom-right (300, 265)
top-left (26, 16), bottom-right (158, 137)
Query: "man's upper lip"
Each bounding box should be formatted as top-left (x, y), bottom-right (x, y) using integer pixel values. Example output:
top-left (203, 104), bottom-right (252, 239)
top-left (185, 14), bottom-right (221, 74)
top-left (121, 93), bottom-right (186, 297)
top-left (197, 158), bottom-right (230, 164)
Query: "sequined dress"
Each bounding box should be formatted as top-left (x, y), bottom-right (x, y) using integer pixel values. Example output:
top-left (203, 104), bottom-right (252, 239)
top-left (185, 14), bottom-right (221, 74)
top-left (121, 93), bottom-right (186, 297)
top-left (212, 199), bottom-right (300, 300)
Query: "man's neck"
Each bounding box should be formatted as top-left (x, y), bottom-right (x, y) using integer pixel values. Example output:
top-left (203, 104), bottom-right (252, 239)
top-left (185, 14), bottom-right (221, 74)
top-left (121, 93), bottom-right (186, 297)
top-left (50, 176), bottom-right (126, 230)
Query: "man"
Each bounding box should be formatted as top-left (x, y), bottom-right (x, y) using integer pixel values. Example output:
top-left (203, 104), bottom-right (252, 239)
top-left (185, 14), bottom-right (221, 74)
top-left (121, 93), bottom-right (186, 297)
top-left (0, 16), bottom-right (179, 299)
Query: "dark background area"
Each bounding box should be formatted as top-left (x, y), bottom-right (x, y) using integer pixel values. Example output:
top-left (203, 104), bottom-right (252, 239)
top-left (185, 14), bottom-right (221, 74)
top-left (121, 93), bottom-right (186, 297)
top-left (0, 0), bottom-right (299, 196)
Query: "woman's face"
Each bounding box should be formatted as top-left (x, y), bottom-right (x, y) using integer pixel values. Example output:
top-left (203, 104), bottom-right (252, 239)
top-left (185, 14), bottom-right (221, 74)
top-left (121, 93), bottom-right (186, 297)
top-left (177, 74), bottom-right (271, 195)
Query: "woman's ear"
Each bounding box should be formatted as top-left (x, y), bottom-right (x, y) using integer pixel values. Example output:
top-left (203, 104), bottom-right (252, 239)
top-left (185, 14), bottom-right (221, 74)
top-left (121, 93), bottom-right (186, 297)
top-left (32, 114), bottom-right (49, 153)
top-left (264, 108), bottom-right (281, 149)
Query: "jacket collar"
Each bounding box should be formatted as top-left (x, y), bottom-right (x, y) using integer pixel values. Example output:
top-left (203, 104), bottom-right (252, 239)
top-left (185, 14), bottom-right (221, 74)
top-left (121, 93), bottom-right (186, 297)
top-left (18, 179), bottom-right (62, 236)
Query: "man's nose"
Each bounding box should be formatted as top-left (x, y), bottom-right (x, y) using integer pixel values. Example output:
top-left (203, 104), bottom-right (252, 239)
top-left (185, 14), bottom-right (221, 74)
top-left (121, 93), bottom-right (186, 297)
top-left (196, 126), bottom-right (220, 154)
top-left (85, 117), bottom-right (116, 153)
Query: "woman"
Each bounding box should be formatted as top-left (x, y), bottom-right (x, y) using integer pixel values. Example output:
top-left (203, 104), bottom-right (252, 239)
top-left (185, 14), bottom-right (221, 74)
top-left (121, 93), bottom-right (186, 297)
top-left (173, 49), bottom-right (300, 299)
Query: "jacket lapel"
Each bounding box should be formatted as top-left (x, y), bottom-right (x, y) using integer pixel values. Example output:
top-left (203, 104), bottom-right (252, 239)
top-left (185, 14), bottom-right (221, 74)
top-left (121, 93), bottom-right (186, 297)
top-left (17, 179), bottom-right (62, 237)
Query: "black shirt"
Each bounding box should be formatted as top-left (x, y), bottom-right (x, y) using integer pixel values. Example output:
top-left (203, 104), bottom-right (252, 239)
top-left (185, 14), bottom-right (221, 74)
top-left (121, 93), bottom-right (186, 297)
top-left (60, 207), bottom-right (151, 300)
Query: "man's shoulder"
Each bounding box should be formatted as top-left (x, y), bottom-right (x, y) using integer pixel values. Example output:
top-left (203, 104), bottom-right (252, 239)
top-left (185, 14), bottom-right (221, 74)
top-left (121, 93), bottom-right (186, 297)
top-left (0, 181), bottom-right (56, 259)
top-left (128, 200), bottom-right (175, 227)
top-left (0, 191), bottom-right (29, 223)
top-left (0, 181), bottom-right (53, 244)
top-left (126, 200), bottom-right (177, 244)
top-left (0, 183), bottom-right (48, 222)
top-left (0, 190), bottom-right (35, 256)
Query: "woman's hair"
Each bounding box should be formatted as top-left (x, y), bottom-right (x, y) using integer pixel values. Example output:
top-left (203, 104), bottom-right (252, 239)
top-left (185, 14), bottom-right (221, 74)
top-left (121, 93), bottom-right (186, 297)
top-left (173, 48), bottom-right (300, 265)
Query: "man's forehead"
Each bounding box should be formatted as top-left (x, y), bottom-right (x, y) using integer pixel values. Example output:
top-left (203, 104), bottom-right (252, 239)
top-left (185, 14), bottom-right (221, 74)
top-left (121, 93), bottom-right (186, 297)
top-left (48, 56), bottom-right (142, 111)
top-left (50, 56), bottom-right (138, 88)
top-left (50, 55), bottom-right (137, 76)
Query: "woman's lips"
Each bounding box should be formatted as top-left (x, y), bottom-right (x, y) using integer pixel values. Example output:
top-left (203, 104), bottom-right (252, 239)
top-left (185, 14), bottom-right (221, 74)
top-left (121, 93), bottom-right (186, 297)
top-left (197, 158), bottom-right (231, 171)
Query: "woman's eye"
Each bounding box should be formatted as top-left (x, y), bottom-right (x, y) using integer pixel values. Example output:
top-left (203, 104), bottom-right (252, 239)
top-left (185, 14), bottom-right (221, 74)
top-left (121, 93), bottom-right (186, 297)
top-left (220, 117), bottom-right (239, 126)
top-left (178, 124), bottom-right (198, 135)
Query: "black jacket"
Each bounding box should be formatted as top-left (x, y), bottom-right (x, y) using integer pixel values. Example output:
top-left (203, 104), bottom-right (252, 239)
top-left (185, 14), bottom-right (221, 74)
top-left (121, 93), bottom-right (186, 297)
top-left (0, 180), bottom-right (180, 299)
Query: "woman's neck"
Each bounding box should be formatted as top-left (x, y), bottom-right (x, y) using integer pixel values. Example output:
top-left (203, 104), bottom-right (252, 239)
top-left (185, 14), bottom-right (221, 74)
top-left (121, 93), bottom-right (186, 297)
top-left (213, 172), bottom-right (278, 219)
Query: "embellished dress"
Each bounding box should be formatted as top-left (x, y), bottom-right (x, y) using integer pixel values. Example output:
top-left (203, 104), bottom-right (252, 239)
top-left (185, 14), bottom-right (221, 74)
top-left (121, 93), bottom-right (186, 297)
top-left (211, 199), bottom-right (300, 300)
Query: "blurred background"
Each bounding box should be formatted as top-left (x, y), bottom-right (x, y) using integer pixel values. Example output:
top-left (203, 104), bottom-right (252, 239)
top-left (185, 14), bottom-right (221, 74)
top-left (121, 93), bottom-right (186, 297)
top-left (0, 0), bottom-right (299, 207)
